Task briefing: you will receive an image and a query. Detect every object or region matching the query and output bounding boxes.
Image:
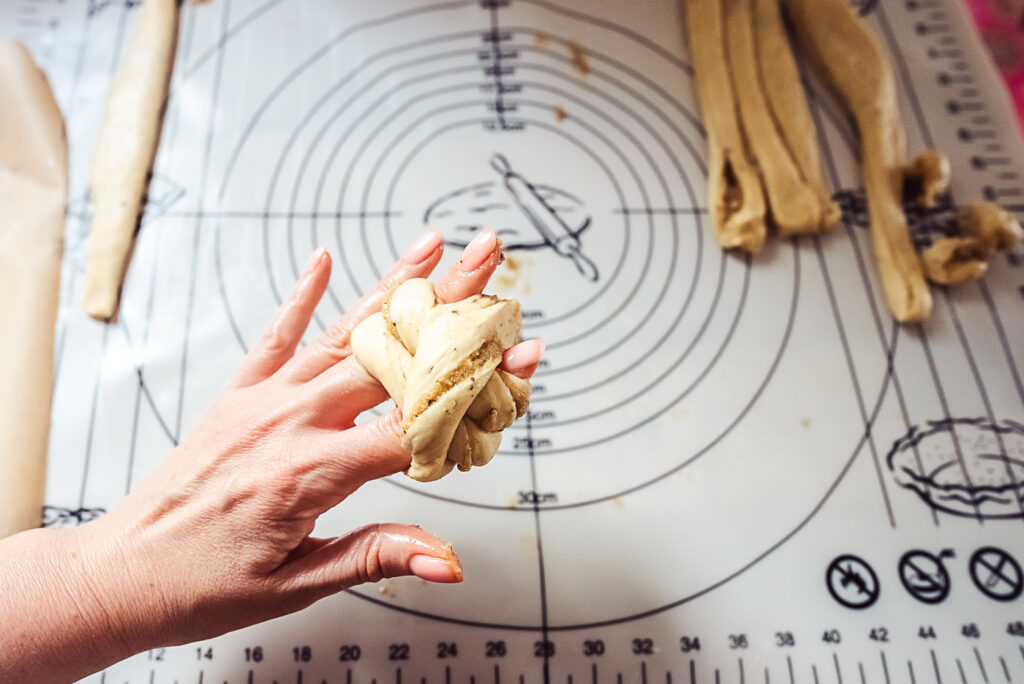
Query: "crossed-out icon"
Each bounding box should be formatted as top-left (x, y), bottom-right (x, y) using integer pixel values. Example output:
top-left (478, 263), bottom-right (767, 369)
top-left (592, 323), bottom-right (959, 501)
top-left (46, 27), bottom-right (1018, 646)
top-left (826, 547), bottom-right (1024, 609)
top-left (899, 549), bottom-right (954, 604)
top-left (826, 555), bottom-right (880, 610)
top-left (969, 547), bottom-right (1024, 602)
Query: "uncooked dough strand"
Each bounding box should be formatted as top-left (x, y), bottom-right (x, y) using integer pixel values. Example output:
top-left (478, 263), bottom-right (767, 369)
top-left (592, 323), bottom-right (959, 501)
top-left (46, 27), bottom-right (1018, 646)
top-left (686, 0), bottom-right (767, 253)
top-left (787, 0), bottom-right (933, 322)
top-left (724, 0), bottom-right (821, 236)
top-left (752, 0), bottom-right (840, 231)
top-left (82, 0), bottom-right (180, 322)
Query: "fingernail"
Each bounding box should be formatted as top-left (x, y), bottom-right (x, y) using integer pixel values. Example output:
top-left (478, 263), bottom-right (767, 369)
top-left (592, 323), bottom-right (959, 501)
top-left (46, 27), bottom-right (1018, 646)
top-left (503, 339), bottom-right (545, 371)
top-left (409, 554), bottom-right (463, 583)
top-left (457, 229), bottom-right (497, 272)
top-left (402, 230), bottom-right (442, 265)
top-left (303, 247), bottom-right (328, 275)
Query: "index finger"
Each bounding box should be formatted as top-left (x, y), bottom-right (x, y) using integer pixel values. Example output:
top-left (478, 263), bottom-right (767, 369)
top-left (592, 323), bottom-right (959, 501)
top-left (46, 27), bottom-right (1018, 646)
top-left (284, 230), bottom-right (444, 382)
top-left (288, 228), bottom-right (507, 384)
top-left (433, 229), bottom-right (503, 303)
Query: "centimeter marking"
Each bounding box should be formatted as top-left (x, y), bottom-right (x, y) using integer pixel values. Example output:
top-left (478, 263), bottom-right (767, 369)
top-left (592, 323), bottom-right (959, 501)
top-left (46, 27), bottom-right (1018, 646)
top-left (902, 0), bottom-right (1024, 212)
top-left (11, 0), bottom-right (62, 64)
top-left (99, 645), bottom-right (1024, 684)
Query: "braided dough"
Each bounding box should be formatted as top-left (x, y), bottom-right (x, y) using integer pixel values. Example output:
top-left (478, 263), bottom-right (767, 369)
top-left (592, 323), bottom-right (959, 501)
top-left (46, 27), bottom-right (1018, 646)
top-left (351, 279), bottom-right (530, 482)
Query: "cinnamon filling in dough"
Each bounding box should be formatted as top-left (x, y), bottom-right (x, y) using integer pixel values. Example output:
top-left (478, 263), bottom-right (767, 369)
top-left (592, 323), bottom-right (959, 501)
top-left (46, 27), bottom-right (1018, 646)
top-left (351, 279), bottom-right (530, 482)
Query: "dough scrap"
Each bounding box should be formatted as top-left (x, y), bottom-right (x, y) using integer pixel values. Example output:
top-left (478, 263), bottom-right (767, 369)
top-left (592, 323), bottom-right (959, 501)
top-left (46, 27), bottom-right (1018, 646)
top-left (957, 201), bottom-right (1023, 253)
top-left (921, 237), bottom-right (989, 285)
top-left (919, 201), bottom-right (1022, 285)
top-left (904, 150), bottom-right (951, 208)
top-left (351, 279), bottom-right (530, 482)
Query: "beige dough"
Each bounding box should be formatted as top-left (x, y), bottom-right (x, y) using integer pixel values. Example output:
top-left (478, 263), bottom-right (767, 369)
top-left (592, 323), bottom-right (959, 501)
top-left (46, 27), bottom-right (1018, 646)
top-left (958, 201), bottom-right (1023, 252)
top-left (686, 0), bottom-right (767, 253)
top-left (904, 150), bottom-right (951, 208)
top-left (351, 280), bottom-right (530, 482)
top-left (920, 201), bottom-right (1022, 285)
top-left (921, 237), bottom-right (989, 285)
top-left (724, 0), bottom-right (821, 236)
top-left (82, 0), bottom-right (180, 322)
top-left (0, 41), bottom-right (68, 539)
top-left (787, 0), bottom-right (933, 322)
top-left (752, 0), bottom-right (840, 232)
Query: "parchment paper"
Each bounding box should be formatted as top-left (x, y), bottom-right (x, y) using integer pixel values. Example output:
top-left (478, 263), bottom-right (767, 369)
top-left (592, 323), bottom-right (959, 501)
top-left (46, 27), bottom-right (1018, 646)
top-left (0, 39), bottom-right (67, 539)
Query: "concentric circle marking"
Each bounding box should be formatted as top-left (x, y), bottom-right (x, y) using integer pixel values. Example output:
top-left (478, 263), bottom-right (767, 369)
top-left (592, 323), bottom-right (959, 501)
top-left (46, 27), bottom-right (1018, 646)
top-left (205, 0), bottom-right (892, 630)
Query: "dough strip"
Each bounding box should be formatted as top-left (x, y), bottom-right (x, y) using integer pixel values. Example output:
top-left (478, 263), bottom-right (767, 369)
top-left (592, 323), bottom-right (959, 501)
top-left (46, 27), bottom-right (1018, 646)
top-left (82, 0), bottom-right (181, 322)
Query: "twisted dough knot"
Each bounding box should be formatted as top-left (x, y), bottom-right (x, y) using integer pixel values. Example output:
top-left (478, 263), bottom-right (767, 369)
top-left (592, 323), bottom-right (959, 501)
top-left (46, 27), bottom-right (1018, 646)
top-left (351, 279), bottom-right (530, 482)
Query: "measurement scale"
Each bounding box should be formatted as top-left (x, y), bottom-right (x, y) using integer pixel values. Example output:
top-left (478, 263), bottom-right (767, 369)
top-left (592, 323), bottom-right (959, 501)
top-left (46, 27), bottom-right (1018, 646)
top-left (2, 0), bottom-right (1024, 682)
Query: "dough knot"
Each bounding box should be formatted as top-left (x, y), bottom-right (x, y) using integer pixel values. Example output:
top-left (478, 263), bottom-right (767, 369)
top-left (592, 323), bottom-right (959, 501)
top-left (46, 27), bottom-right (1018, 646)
top-left (351, 279), bottom-right (530, 481)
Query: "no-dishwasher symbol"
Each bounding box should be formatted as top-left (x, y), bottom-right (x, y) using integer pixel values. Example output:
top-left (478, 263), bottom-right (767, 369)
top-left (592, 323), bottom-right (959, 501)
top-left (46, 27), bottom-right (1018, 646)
top-left (826, 555), bottom-right (880, 609)
top-left (898, 549), bottom-right (953, 604)
top-left (969, 547), bottom-right (1023, 602)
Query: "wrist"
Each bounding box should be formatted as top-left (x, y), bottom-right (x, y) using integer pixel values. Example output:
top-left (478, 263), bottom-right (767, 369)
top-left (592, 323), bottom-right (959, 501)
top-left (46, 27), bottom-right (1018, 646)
top-left (0, 524), bottom-right (163, 682)
top-left (71, 516), bottom-right (173, 655)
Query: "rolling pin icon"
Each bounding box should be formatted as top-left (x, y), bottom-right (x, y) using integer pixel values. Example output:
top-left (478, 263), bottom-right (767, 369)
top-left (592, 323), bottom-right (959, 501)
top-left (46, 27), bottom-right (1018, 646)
top-left (490, 153), bottom-right (599, 281)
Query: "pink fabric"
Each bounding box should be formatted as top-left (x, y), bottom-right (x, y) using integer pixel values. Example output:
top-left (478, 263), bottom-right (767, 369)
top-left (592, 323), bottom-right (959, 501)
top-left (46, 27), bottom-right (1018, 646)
top-left (966, 0), bottom-right (1024, 130)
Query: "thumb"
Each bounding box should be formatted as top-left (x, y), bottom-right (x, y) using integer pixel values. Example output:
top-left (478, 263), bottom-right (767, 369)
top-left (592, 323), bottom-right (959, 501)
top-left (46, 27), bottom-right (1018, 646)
top-left (274, 523), bottom-right (463, 596)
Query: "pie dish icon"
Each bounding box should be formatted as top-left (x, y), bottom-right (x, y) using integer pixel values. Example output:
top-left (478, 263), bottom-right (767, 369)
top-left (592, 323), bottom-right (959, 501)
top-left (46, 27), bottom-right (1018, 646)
top-left (886, 418), bottom-right (1024, 519)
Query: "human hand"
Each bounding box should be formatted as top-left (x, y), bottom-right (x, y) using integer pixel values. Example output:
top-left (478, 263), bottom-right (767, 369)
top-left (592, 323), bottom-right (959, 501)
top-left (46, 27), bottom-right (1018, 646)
top-left (63, 230), bottom-right (541, 664)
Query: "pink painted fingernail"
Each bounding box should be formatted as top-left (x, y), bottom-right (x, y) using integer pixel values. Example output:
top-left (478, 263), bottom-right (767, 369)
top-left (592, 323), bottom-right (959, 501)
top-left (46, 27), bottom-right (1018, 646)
top-left (402, 230), bottom-right (442, 265)
top-left (503, 339), bottom-right (545, 371)
top-left (457, 229), bottom-right (497, 272)
top-left (303, 247), bottom-right (328, 275)
top-left (409, 554), bottom-right (463, 583)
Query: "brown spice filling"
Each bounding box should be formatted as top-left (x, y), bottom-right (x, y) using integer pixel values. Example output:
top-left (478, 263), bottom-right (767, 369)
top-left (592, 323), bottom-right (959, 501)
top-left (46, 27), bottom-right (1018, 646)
top-left (721, 158), bottom-right (743, 218)
top-left (381, 286), bottom-right (402, 345)
top-left (405, 339), bottom-right (502, 426)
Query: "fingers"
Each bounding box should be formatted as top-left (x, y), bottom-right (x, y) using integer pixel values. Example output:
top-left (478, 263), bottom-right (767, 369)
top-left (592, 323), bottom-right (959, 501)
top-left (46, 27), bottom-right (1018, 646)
top-left (433, 229), bottom-right (503, 303)
top-left (285, 230), bottom-right (444, 382)
top-left (281, 411), bottom-right (409, 517)
top-left (314, 410), bottom-right (411, 499)
top-left (274, 523), bottom-right (463, 596)
top-left (285, 228), bottom-right (511, 386)
top-left (300, 338), bottom-right (542, 427)
top-left (305, 335), bottom-right (544, 417)
top-left (302, 356), bottom-right (390, 427)
top-left (502, 339), bottom-right (545, 379)
top-left (232, 249), bottom-right (332, 388)
top-left (282, 230), bottom-right (540, 433)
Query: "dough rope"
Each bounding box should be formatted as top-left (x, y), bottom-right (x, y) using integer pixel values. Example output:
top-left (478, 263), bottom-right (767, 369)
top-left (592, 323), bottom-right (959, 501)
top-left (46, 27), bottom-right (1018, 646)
top-left (351, 279), bottom-right (530, 482)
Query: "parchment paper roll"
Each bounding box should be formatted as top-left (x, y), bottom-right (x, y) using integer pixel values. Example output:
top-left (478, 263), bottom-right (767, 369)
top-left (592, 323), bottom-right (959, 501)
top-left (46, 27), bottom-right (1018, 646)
top-left (0, 40), bottom-right (68, 539)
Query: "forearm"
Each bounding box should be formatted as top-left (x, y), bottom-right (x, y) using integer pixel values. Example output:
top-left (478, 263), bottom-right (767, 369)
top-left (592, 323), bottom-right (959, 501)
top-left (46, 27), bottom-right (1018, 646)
top-left (0, 525), bottom-right (155, 682)
top-left (0, 234), bottom-right (533, 682)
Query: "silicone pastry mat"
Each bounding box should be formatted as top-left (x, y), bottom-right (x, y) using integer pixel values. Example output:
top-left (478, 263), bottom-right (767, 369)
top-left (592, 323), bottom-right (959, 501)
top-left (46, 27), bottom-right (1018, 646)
top-left (3, 1), bottom-right (1024, 682)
